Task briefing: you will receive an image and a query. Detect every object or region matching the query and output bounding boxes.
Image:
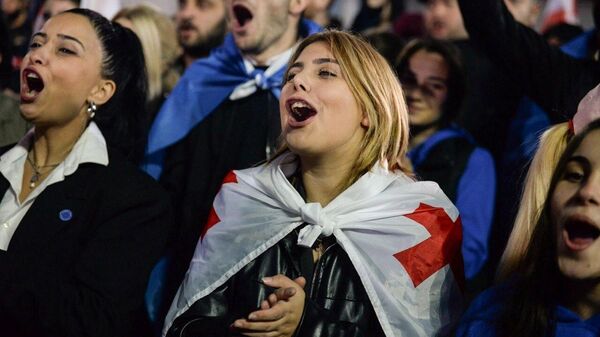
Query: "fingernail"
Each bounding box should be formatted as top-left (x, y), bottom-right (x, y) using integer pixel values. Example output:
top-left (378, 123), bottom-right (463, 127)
top-left (248, 313), bottom-right (256, 320)
top-left (262, 277), bottom-right (272, 283)
top-left (233, 321), bottom-right (242, 327)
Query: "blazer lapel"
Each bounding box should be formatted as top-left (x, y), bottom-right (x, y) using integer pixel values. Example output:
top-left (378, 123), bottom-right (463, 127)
top-left (7, 165), bottom-right (97, 252)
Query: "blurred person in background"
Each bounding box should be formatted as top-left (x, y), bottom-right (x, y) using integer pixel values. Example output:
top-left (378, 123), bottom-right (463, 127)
top-left (176, 0), bottom-right (227, 68)
top-left (396, 38), bottom-right (495, 287)
top-left (303, 0), bottom-right (340, 29)
top-left (2, 0), bottom-right (33, 93)
top-left (114, 4), bottom-right (182, 127)
top-left (351, 0), bottom-right (404, 34)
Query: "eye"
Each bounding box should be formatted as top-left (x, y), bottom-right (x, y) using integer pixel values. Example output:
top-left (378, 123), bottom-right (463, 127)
top-left (563, 170), bottom-right (585, 183)
top-left (318, 69), bottom-right (336, 78)
top-left (58, 47), bottom-right (76, 55)
top-left (430, 83), bottom-right (447, 91)
top-left (285, 72), bottom-right (297, 82)
top-left (29, 41), bottom-right (42, 49)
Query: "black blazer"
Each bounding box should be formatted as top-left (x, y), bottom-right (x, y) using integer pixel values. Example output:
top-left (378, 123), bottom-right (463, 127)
top-left (0, 146), bottom-right (172, 337)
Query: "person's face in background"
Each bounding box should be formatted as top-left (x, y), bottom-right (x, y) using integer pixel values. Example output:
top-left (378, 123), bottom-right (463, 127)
top-left (2, 0), bottom-right (24, 16)
top-left (554, 129), bottom-right (600, 281)
top-left (176, 0), bottom-right (227, 57)
top-left (46, 0), bottom-right (79, 18)
top-left (423, 0), bottom-right (468, 40)
top-left (304, 0), bottom-right (332, 19)
top-left (401, 49), bottom-right (448, 130)
top-left (226, 0), bottom-right (291, 54)
top-left (504, 0), bottom-right (540, 28)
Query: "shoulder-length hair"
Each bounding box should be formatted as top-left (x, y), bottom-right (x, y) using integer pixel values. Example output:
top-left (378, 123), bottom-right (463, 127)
top-left (276, 30), bottom-right (411, 192)
top-left (113, 4), bottom-right (181, 102)
top-left (496, 122), bottom-right (571, 282)
top-left (498, 119), bottom-right (600, 337)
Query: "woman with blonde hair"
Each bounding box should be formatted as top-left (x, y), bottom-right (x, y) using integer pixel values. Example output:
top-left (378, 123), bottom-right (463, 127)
top-left (162, 30), bottom-right (463, 337)
top-left (496, 83), bottom-right (600, 282)
top-left (496, 122), bottom-right (570, 281)
top-left (458, 118), bottom-right (600, 337)
top-left (113, 4), bottom-right (181, 123)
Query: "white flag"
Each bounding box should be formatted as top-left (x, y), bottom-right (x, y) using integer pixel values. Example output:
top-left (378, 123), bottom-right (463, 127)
top-left (164, 152), bottom-right (464, 337)
top-left (540, 0), bottom-right (579, 32)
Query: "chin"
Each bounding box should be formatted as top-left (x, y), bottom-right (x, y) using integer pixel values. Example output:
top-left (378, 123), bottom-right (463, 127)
top-left (558, 258), bottom-right (600, 281)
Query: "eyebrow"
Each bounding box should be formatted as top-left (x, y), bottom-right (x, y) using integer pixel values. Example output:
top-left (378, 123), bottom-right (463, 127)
top-left (289, 57), bottom-right (340, 70)
top-left (32, 32), bottom-right (86, 50)
top-left (566, 155), bottom-right (590, 168)
top-left (426, 76), bottom-right (448, 83)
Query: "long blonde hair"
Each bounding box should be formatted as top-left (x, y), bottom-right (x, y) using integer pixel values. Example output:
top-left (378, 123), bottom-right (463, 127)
top-left (496, 122), bottom-right (571, 282)
top-left (277, 30), bottom-right (411, 192)
top-left (114, 4), bottom-right (181, 102)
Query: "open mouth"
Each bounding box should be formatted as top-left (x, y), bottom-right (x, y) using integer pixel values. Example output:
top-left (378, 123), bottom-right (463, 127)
top-left (288, 100), bottom-right (317, 123)
top-left (563, 219), bottom-right (600, 250)
top-left (21, 68), bottom-right (45, 103)
top-left (233, 4), bottom-right (253, 28)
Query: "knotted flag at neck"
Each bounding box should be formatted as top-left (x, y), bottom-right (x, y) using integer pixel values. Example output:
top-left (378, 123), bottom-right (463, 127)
top-left (142, 19), bottom-right (321, 179)
top-left (163, 152), bottom-right (464, 337)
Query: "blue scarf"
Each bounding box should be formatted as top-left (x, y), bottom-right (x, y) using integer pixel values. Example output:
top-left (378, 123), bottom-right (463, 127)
top-left (142, 19), bottom-right (321, 179)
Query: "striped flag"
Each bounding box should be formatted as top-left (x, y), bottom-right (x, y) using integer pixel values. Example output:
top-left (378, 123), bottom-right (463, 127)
top-left (540, 0), bottom-right (579, 32)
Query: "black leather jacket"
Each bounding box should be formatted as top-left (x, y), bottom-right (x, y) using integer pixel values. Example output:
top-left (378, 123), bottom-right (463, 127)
top-left (166, 228), bottom-right (385, 337)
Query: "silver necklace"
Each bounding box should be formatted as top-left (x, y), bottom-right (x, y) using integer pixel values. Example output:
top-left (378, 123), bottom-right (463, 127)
top-left (26, 150), bottom-right (60, 188)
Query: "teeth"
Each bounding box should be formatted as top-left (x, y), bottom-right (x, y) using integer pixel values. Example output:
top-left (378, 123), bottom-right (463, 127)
top-left (291, 101), bottom-right (310, 112)
top-left (26, 72), bottom-right (39, 79)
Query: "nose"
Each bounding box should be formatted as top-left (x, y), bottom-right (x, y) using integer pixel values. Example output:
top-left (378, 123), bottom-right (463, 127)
top-left (576, 174), bottom-right (600, 206)
top-left (179, 2), bottom-right (194, 18)
top-left (27, 46), bottom-right (47, 66)
top-left (291, 73), bottom-right (310, 92)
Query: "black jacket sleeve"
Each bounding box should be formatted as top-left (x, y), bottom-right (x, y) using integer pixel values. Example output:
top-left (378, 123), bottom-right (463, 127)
top-left (457, 0), bottom-right (600, 120)
top-left (166, 238), bottom-right (384, 337)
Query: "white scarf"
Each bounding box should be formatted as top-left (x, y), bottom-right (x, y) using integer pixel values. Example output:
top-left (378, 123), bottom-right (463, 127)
top-left (163, 153), bottom-right (463, 336)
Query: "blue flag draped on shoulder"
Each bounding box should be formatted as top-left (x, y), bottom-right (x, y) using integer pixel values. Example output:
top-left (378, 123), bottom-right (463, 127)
top-left (141, 19), bottom-right (321, 179)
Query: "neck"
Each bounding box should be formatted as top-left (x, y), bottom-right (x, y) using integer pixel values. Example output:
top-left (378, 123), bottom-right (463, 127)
top-left (245, 23), bottom-right (300, 66)
top-left (560, 278), bottom-right (600, 320)
top-left (31, 115), bottom-right (87, 166)
top-left (183, 53), bottom-right (199, 68)
top-left (310, 12), bottom-right (330, 27)
top-left (299, 150), bottom-right (358, 207)
top-left (409, 125), bottom-right (439, 150)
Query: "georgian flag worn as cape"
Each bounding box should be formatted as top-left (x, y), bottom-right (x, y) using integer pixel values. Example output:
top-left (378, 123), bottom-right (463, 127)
top-left (163, 152), bottom-right (464, 337)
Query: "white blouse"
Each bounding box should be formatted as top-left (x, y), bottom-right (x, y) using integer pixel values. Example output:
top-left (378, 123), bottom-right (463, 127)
top-left (0, 122), bottom-right (109, 251)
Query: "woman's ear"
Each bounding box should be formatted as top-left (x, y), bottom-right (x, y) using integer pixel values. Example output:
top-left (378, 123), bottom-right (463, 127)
top-left (361, 113), bottom-right (370, 128)
top-left (88, 79), bottom-right (116, 106)
top-left (289, 0), bottom-right (309, 16)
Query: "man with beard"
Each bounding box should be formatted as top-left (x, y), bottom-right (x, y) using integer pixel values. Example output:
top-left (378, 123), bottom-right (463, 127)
top-left (142, 0), bottom-right (319, 329)
top-left (176, 0), bottom-right (227, 68)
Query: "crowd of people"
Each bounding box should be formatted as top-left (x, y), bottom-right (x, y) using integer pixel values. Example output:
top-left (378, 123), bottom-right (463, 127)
top-left (0, 0), bottom-right (599, 336)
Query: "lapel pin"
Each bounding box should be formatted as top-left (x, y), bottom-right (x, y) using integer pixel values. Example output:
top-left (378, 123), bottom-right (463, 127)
top-left (59, 209), bottom-right (73, 222)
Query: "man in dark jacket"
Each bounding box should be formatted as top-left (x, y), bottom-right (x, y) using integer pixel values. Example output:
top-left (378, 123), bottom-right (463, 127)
top-left (457, 0), bottom-right (600, 121)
